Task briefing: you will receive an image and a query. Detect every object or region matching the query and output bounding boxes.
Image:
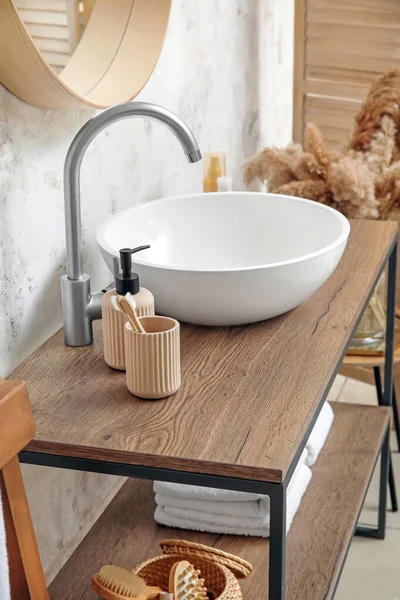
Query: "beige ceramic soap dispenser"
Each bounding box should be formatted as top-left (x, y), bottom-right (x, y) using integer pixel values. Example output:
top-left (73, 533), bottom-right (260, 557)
top-left (102, 246), bottom-right (154, 370)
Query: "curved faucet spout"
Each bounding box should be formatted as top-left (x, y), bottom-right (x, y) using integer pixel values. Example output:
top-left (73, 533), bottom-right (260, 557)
top-left (64, 102), bottom-right (201, 281)
top-left (61, 102), bottom-right (202, 346)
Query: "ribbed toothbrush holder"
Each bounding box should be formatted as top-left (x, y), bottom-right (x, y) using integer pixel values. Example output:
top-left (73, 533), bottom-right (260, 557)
top-left (124, 316), bottom-right (181, 399)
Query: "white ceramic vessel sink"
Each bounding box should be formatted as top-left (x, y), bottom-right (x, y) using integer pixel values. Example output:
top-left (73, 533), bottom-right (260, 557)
top-left (97, 192), bottom-right (350, 326)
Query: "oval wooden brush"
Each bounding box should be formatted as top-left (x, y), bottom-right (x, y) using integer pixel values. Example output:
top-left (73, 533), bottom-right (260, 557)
top-left (169, 560), bottom-right (208, 600)
top-left (92, 565), bottom-right (162, 600)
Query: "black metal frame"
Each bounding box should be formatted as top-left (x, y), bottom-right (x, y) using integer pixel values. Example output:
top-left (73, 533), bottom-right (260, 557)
top-left (374, 366), bottom-right (400, 453)
top-left (21, 450), bottom-right (291, 599)
top-left (19, 240), bottom-right (398, 600)
top-left (373, 366), bottom-right (398, 513)
top-left (354, 240), bottom-right (397, 541)
top-left (392, 385), bottom-right (400, 452)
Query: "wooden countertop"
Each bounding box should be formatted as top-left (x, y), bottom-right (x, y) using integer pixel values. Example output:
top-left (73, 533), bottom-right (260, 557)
top-left (12, 220), bottom-right (397, 483)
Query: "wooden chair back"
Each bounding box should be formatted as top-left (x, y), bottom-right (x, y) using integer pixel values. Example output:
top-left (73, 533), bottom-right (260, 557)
top-left (0, 380), bottom-right (48, 600)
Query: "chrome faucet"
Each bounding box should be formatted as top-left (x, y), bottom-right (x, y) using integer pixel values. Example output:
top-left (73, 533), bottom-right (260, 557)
top-left (61, 102), bottom-right (202, 346)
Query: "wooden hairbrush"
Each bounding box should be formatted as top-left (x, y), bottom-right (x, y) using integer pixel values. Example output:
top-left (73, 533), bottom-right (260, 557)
top-left (169, 560), bottom-right (208, 600)
top-left (92, 565), bottom-right (162, 600)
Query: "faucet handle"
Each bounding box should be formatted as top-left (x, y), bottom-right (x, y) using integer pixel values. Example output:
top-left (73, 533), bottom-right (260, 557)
top-left (112, 256), bottom-right (120, 281)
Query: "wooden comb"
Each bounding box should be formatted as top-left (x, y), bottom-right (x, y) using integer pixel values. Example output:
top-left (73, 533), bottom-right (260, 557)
top-left (169, 560), bottom-right (208, 600)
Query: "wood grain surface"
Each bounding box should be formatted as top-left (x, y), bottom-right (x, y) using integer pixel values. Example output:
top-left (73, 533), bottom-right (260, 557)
top-left (2, 457), bottom-right (49, 600)
top-left (0, 473), bottom-right (30, 600)
top-left (12, 220), bottom-right (397, 483)
top-left (0, 381), bottom-right (35, 470)
top-left (0, 381), bottom-right (48, 599)
top-left (48, 402), bottom-right (389, 600)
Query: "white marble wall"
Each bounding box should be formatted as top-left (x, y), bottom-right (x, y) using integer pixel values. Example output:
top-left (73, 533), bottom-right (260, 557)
top-left (0, 0), bottom-right (294, 582)
top-left (258, 0), bottom-right (294, 146)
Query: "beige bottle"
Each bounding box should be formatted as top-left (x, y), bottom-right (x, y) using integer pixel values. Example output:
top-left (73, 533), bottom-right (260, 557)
top-left (102, 246), bottom-right (154, 370)
top-left (203, 152), bottom-right (226, 192)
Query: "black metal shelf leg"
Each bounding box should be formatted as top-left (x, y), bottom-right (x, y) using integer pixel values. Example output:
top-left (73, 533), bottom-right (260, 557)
top-left (378, 241), bottom-right (398, 536)
top-left (357, 244), bottom-right (397, 538)
top-left (377, 429), bottom-right (390, 537)
top-left (374, 365), bottom-right (383, 402)
top-left (389, 456), bottom-right (398, 512)
top-left (392, 385), bottom-right (400, 452)
top-left (374, 366), bottom-right (398, 513)
top-left (268, 484), bottom-right (287, 600)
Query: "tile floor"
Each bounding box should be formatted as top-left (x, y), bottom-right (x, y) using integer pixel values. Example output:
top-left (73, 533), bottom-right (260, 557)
top-left (328, 375), bottom-right (400, 600)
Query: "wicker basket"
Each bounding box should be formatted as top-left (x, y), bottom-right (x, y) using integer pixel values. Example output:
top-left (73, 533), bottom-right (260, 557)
top-left (134, 540), bottom-right (253, 600)
top-left (160, 539), bottom-right (253, 580)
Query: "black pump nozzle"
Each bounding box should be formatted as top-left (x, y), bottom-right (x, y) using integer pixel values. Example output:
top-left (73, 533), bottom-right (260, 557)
top-left (116, 245), bottom-right (150, 295)
top-left (119, 246), bottom-right (150, 277)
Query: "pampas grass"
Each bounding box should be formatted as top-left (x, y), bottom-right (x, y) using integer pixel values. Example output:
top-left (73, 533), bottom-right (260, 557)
top-left (243, 69), bottom-right (400, 220)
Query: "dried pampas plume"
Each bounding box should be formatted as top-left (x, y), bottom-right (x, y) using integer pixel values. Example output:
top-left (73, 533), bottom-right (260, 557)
top-left (351, 69), bottom-right (400, 154)
top-left (243, 69), bottom-right (400, 220)
top-left (274, 179), bottom-right (330, 204)
top-left (303, 123), bottom-right (331, 179)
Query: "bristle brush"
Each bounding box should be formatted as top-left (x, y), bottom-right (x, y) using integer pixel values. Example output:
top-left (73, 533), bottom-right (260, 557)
top-left (92, 565), bottom-right (162, 600)
top-left (169, 560), bottom-right (208, 600)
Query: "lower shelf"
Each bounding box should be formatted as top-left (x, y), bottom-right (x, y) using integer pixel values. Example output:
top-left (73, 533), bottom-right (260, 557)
top-left (48, 402), bottom-right (389, 599)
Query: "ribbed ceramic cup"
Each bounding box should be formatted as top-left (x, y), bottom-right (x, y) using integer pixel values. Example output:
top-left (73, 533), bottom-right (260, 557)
top-left (103, 294), bottom-right (154, 371)
top-left (124, 316), bottom-right (181, 399)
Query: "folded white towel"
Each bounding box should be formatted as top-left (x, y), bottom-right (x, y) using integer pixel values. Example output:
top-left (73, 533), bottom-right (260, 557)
top-left (154, 448), bottom-right (308, 507)
top-left (0, 488), bottom-right (11, 600)
top-left (155, 505), bottom-right (271, 537)
top-left (306, 402), bottom-right (334, 467)
top-left (162, 504), bottom-right (270, 528)
top-left (155, 464), bottom-right (312, 538)
top-left (155, 493), bottom-right (268, 518)
top-left (154, 481), bottom-right (263, 502)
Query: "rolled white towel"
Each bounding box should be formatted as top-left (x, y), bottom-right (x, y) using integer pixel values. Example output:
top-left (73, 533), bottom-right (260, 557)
top-left (0, 488), bottom-right (11, 600)
top-left (155, 464), bottom-right (312, 537)
top-left (306, 402), bottom-right (334, 466)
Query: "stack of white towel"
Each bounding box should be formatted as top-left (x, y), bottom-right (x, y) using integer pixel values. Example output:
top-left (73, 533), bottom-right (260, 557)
top-left (154, 402), bottom-right (334, 538)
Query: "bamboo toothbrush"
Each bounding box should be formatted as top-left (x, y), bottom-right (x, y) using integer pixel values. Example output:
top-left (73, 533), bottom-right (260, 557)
top-left (169, 561), bottom-right (208, 600)
top-left (120, 294), bottom-right (146, 333)
top-left (112, 294), bottom-right (146, 333)
top-left (92, 565), bottom-right (162, 600)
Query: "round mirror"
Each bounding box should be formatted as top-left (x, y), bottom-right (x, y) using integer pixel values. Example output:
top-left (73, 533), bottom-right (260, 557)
top-left (16, 1), bottom-right (99, 74)
top-left (0, 0), bottom-right (171, 109)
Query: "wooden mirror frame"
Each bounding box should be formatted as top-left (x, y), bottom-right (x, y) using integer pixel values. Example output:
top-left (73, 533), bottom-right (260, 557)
top-left (0, 0), bottom-right (172, 109)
